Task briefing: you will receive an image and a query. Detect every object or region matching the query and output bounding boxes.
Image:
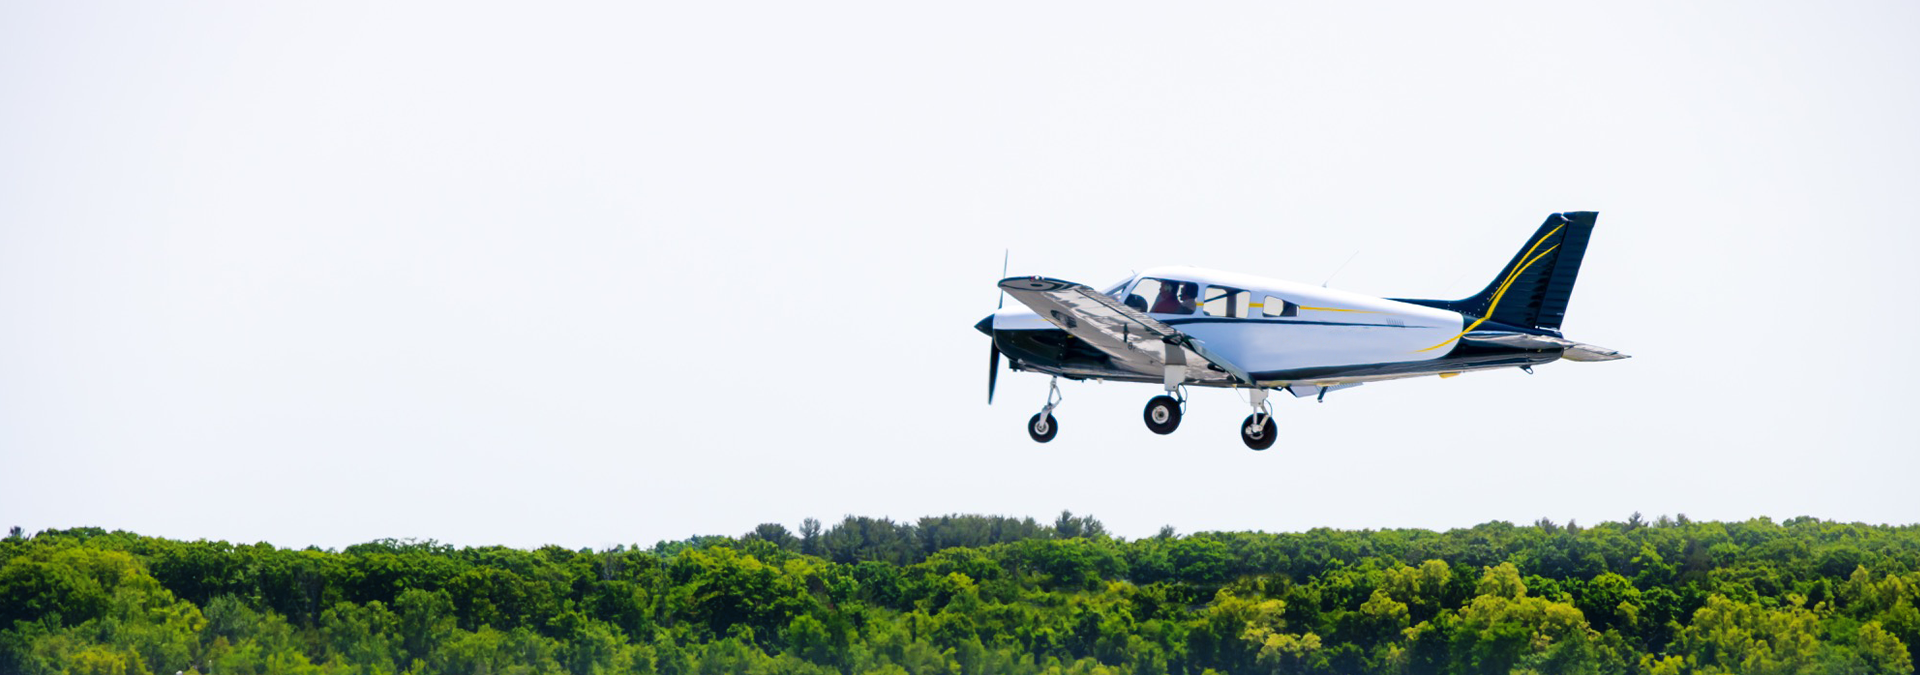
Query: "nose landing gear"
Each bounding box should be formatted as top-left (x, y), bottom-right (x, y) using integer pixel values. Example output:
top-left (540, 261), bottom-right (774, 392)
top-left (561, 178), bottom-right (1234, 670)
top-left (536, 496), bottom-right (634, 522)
top-left (1028, 377), bottom-right (1064, 443)
top-left (1028, 413), bottom-right (1058, 443)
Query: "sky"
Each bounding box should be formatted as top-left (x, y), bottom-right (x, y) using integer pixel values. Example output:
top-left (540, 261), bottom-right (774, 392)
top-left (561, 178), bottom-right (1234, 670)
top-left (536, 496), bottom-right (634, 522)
top-left (3, 2), bottom-right (1917, 551)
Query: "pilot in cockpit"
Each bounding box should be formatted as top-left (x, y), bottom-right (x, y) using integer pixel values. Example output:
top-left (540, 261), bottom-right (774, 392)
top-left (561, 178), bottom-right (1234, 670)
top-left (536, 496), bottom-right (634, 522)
top-left (1149, 281), bottom-right (1197, 315)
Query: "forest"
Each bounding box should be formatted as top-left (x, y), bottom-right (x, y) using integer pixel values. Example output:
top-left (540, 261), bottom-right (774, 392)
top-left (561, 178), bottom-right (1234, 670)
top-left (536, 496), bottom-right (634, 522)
top-left (2, 512), bottom-right (1916, 675)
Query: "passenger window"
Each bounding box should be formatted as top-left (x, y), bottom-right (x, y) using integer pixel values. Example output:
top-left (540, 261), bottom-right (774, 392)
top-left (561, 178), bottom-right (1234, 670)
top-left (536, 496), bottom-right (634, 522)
top-left (1128, 278), bottom-right (1199, 315)
top-left (1262, 295), bottom-right (1297, 318)
top-left (1203, 286), bottom-right (1251, 318)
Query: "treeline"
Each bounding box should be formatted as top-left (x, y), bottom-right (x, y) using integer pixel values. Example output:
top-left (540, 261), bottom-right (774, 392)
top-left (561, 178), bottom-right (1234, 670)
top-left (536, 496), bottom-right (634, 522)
top-left (2, 513), bottom-right (1917, 674)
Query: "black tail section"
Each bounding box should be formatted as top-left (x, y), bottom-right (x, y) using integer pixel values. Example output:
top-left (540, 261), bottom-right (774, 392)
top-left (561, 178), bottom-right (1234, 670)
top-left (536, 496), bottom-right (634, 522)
top-left (1397, 212), bottom-right (1598, 335)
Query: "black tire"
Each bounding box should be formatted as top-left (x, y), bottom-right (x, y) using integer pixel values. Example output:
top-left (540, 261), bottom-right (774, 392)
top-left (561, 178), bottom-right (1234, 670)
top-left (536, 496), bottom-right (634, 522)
top-left (1143, 396), bottom-right (1182, 435)
top-left (1028, 413), bottom-right (1059, 443)
top-left (1241, 414), bottom-right (1277, 451)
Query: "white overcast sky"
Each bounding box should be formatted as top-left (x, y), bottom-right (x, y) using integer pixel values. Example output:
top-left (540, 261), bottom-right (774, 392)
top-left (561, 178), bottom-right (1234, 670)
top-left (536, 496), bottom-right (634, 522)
top-left (4, 2), bottom-right (1917, 551)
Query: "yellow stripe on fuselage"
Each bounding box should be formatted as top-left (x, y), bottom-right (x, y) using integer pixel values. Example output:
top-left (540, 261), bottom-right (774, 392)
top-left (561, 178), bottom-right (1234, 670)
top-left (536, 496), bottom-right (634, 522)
top-left (1297, 306), bottom-right (1383, 314)
top-left (1415, 224), bottom-right (1565, 352)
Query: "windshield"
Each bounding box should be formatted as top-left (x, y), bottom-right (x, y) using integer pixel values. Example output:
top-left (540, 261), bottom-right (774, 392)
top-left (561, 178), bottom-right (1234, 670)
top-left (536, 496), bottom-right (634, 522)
top-left (1126, 277), bottom-right (1199, 315)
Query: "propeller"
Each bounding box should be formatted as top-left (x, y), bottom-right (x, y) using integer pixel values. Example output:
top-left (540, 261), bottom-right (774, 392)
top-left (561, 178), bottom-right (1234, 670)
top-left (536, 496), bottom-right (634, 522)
top-left (988, 249), bottom-right (1008, 405)
top-left (988, 343), bottom-right (1001, 404)
top-left (997, 249), bottom-right (1008, 309)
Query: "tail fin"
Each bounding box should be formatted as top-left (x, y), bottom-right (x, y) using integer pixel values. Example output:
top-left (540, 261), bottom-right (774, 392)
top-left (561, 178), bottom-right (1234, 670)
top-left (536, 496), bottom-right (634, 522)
top-left (1397, 212), bottom-right (1598, 334)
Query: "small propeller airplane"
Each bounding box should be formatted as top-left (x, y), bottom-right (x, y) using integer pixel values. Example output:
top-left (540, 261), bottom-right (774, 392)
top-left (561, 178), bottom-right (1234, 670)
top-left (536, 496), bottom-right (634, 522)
top-left (975, 211), bottom-right (1627, 449)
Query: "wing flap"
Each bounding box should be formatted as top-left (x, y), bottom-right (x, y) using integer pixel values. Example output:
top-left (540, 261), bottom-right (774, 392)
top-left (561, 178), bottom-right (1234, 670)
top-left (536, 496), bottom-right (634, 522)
top-left (1286, 382), bottom-right (1362, 398)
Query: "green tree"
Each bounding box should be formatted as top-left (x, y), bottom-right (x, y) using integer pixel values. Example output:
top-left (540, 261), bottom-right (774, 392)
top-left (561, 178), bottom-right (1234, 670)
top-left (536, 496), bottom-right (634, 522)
top-left (394, 588), bottom-right (456, 666)
top-left (1476, 562), bottom-right (1528, 600)
top-left (1857, 621), bottom-right (1914, 675)
top-left (320, 600), bottom-right (401, 673)
top-left (1669, 594), bottom-right (1822, 675)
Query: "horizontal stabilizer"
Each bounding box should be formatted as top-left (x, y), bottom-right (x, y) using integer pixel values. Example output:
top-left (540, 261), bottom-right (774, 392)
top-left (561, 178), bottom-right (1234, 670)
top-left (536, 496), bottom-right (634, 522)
top-left (1463, 331), bottom-right (1629, 362)
top-left (1561, 342), bottom-right (1629, 362)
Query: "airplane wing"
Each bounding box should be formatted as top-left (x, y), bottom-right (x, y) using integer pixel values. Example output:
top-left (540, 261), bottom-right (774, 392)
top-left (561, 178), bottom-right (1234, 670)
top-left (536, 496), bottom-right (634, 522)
top-left (1462, 331), bottom-right (1630, 362)
top-left (998, 277), bottom-right (1253, 386)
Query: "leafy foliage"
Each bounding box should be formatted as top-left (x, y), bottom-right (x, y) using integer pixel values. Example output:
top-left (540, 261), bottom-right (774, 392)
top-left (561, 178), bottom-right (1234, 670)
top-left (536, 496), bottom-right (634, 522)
top-left (2, 513), bottom-right (1916, 674)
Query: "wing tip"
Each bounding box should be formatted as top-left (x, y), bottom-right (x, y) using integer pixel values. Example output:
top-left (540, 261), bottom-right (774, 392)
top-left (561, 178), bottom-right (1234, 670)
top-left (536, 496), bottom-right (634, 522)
top-left (999, 276), bottom-right (1080, 293)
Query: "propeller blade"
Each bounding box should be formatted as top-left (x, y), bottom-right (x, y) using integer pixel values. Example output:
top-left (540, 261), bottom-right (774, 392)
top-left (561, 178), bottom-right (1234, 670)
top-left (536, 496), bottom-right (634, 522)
top-left (988, 343), bottom-right (1001, 405)
top-left (997, 249), bottom-right (1008, 309)
top-left (990, 250), bottom-right (1008, 404)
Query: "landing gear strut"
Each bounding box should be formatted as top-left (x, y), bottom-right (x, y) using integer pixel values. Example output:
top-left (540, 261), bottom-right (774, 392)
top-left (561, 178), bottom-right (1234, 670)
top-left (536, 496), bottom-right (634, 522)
top-left (1240, 388), bottom-right (1277, 451)
top-left (1143, 385), bottom-right (1186, 435)
top-left (1028, 377), bottom-right (1063, 443)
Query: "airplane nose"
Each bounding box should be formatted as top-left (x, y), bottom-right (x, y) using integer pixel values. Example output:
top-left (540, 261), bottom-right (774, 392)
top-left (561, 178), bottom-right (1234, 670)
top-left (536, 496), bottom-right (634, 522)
top-left (974, 314), bottom-right (994, 336)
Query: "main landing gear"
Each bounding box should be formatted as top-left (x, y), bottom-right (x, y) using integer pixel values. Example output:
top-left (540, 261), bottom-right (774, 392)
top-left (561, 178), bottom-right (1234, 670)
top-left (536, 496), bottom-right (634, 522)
top-left (1143, 386), bottom-right (1185, 435)
top-left (1240, 388), bottom-right (1277, 451)
top-left (1022, 378), bottom-right (1279, 449)
top-left (1141, 384), bottom-right (1278, 450)
top-left (1028, 377), bottom-right (1063, 443)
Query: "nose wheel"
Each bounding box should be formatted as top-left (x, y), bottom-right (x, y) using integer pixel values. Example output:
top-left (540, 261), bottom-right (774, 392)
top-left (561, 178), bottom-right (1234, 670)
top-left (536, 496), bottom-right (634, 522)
top-left (1028, 412), bottom-right (1058, 442)
top-left (1143, 386), bottom-right (1185, 435)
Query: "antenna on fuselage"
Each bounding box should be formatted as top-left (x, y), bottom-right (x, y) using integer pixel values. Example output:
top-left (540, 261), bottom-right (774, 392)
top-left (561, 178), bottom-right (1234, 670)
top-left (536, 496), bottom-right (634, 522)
top-left (1322, 250), bottom-right (1360, 288)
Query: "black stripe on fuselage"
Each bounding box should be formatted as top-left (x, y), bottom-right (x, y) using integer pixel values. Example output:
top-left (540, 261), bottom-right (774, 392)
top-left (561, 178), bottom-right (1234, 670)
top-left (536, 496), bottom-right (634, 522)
top-left (990, 327), bottom-right (1562, 386)
top-left (1244, 346), bottom-right (1561, 382)
top-left (1159, 316), bottom-right (1416, 328)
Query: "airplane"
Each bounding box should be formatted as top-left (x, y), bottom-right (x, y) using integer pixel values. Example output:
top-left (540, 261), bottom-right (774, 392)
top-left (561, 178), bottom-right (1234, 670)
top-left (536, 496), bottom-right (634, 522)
top-left (975, 211), bottom-right (1627, 449)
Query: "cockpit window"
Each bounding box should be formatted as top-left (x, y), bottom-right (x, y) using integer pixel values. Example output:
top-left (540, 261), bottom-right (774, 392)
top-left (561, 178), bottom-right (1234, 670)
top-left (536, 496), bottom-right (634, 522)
top-left (1100, 278), bottom-right (1132, 300)
top-left (1262, 295), bottom-right (1297, 317)
top-left (1128, 277), bottom-right (1198, 315)
top-left (1203, 286), bottom-right (1252, 318)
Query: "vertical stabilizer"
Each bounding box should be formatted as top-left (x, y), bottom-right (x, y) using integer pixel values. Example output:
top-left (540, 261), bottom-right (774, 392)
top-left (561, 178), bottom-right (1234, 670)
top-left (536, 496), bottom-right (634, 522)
top-left (1395, 212), bottom-right (1598, 334)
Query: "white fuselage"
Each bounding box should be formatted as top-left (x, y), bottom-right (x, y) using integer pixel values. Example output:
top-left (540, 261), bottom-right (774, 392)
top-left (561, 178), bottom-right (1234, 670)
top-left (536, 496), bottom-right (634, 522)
top-left (994, 266), bottom-right (1464, 378)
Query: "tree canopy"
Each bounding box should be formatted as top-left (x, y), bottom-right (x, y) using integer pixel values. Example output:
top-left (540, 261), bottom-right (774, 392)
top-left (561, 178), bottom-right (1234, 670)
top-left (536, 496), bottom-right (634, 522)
top-left (2, 512), bottom-right (1916, 674)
